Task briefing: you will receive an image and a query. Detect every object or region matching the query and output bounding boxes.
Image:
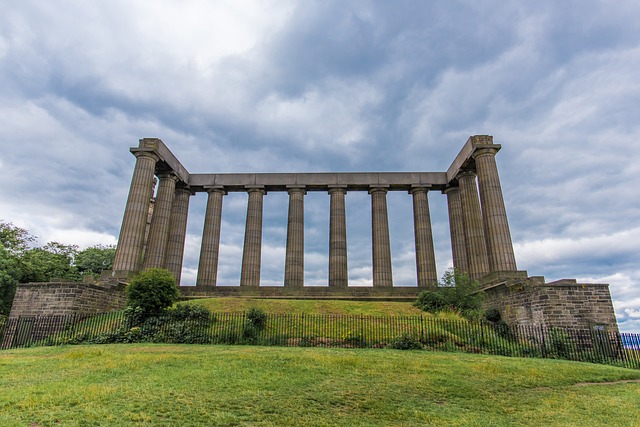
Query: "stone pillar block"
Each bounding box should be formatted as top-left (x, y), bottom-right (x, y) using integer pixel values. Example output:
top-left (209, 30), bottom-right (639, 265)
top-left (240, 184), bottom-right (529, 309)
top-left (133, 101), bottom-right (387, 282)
top-left (410, 186), bottom-right (437, 287)
top-left (165, 185), bottom-right (193, 284)
top-left (284, 186), bottom-right (306, 287)
top-left (113, 150), bottom-right (159, 274)
top-left (443, 185), bottom-right (468, 275)
top-left (370, 186), bottom-right (393, 287)
top-left (328, 186), bottom-right (348, 287)
top-left (143, 172), bottom-right (178, 269)
top-left (458, 170), bottom-right (490, 279)
top-left (240, 187), bottom-right (265, 287)
top-left (197, 187), bottom-right (226, 286)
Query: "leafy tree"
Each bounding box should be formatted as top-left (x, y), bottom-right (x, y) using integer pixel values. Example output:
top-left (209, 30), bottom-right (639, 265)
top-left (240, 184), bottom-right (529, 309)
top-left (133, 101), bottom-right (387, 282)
top-left (414, 269), bottom-right (483, 319)
top-left (75, 244), bottom-right (116, 276)
top-left (19, 242), bottom-right (80, 283)
top-left (0, 246), bottom-right (19, 315)
top-left (0, 221), bottom-right (35, 315)
top-left (126, 268), bottom-right (179, 319)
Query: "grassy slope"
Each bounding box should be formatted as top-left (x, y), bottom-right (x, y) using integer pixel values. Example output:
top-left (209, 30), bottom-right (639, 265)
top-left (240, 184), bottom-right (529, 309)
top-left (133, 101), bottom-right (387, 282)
top-left (1, 344), bottom-right (639, 426)
top-left (184, 297), bottom-right (432, 316)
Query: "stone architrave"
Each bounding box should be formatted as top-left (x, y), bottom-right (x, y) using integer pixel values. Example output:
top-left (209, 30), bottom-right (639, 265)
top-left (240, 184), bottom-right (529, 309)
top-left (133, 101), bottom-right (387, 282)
top-left (284, 186), bottom-right (306, 287)
top-left (240, 187), bottom-right (265, 287)
top-left (143, 172), bottom-right (178, 269)
top-left (197, 187), bottom-right (226, 286)
top-left (165, 185), bottom-right (193, 284)
top-left (473, 147), bottom-right (517, 273)
top-left (410, 186), bottom-right (437, 287)
top-left (328, 186), bottom-right (348, 287)
top-left (113, 150), bottom-right (159, 274)
top-left (370, 186), bottom-right (393, 287)
top-left (443, 185), bottom-right (468, 275)
top-left (457, 170), bottom-right (489, 279)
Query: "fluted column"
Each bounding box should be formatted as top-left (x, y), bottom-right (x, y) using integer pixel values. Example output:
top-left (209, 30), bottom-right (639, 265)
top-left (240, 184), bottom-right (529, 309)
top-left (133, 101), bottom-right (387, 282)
top-left (370, 186), bottom-right (393, 287)
top-left (443, 185), bottom-right (468, 275)
top-left (240, 187), bottom-right (265, 287)
top-left (284, 186), bottom-right (306, 287)
top-left (197, 187), bottom-right (226, 286)
top-left (328, 186), bottom-right (348, 287)
top-left (113, 150), bottom-right (159, 274)
top-left (410, 186), bottom-right (437, 287)
top-left (165, 185), bottom-right (193, 284)
top-left (143, 172), bottom-right (178, 269)
top-left (457, 170), bottom-right (489, 279)
top-left (473, 147), bottom-right (517, 272)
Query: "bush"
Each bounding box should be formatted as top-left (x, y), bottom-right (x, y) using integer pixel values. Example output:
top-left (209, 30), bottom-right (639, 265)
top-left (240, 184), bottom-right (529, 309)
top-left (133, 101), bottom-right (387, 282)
top-left (243, 307), bottom-right (268, 343)
top-left (126, 269), bottom-right (179, 319)
top-left (390, 333), bottom-right (423, 350)
top-left (414, 269), bottom-right (483, 319)
top-left (484, 308), bottom-right (502, 323)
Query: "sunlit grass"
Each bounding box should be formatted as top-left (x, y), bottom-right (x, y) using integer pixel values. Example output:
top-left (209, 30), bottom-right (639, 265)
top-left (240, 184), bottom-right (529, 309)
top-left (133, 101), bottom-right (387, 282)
top-left (1, 344), bottom-right (639, 426)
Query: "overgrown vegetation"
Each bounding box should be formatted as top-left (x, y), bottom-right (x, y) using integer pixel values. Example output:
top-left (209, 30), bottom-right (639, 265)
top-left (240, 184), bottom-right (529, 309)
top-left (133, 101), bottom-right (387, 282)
top-left (2, 344), bottom-right (640, 426)
top-left (0, 221), bottom-right (116, 315)
top-left (125, 268), bottom-right (180, 319)
top-left (414, 269), bottom-right (483, 319)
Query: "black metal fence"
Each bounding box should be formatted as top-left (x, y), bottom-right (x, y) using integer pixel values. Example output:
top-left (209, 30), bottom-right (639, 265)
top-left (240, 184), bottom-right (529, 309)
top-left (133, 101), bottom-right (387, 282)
top-left (1, 312), bottom-right (639, 369)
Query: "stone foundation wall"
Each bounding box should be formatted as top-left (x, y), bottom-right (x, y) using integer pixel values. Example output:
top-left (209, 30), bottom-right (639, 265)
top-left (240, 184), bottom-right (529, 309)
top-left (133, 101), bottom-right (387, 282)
top-left (8, 281), bottom-right (127, 318)
top-left (483, 277), bottom-right (618, 332)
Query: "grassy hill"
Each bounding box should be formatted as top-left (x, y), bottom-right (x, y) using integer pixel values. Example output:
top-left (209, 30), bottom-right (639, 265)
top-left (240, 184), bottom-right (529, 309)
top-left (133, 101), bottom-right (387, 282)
top-left (1, 344), bottom-right (639, 426)
top-left (184, 297), bottom-right (435, 316)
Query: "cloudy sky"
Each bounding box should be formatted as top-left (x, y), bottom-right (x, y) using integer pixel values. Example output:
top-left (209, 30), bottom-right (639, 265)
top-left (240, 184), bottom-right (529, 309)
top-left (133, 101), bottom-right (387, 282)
top-left (1, 1), bottom-right (639, 331)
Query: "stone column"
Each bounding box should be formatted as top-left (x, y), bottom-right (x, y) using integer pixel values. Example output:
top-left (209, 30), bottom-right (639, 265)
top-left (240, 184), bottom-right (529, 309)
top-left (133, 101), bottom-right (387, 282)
top-left (284, 186), bottom-right (306, 287)
top-left (328, 186), bottom-right (348, 287)
top-left (473, 147), bottom-right (517, 273)
top-left (165, 184), bottom-right (193, 284)
top-left (410, 186), bottom-right (437, 287)
top-left (113, 150), bottom-right (159, 274)
top-left (240, 187), bottom-right (265, 287)
top-left (370, 186), bottom-right (393, 287)
top-left (196, 187), bottom-right (226, 286)
top-left (443, 185), bottom-right (469, 275)
top-left (143, 172), bottom-right (178, 269)
top-left (457, 170), bottom-right (490, 279)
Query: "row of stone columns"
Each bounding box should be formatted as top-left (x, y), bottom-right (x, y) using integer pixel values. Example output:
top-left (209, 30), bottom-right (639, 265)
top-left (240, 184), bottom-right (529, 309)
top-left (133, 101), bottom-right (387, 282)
top-left (444, 147), bottom-right (517, 279)
top-left (192, 184), bottom-right (439, 288)
top-left (113, 143), bottom-right (516, 286)
top-left (112, 150), bottom-right (193, 283)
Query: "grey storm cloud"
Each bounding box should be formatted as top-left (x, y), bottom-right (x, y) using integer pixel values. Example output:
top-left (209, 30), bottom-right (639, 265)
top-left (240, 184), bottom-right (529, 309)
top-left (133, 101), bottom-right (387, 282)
top-left (1, 0), bottom-right (639, 331)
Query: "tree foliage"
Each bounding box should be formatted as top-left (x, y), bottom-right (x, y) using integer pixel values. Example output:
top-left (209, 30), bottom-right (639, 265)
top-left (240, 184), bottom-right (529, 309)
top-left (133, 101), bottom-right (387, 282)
top-left (414, 269), bottom-right (484, 319)
top-left (126, 268), bottom-right (179, 319)
top-left (0, 220), bottom-right (117, 314)
top-left (75, 244), bottom-right (116, 276)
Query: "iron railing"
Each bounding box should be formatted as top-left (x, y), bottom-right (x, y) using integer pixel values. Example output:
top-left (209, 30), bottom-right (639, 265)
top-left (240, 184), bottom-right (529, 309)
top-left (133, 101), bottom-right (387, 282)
top-left (1, 312), bottom-right (638, 369)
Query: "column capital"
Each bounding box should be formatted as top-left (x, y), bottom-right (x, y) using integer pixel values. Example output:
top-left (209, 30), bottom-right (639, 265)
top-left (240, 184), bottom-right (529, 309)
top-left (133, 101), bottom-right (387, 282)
top-left (442, 185), bottom-right (460, 195)
top-left (131, 148), bottom-right (160, 162)
top-left (409, 184), bottom-right (431, 195)
top-left (175, 184), bottom-right (195, 196)
top-left (157, 172), bottom-right (179, 182)
top-left (245, 185), bottom-right (266, 195)
top-left (286, 185), bottom-right (307, 195)
top-left (328, 185), bottom-right (347, 195)
top-left (456, 169), bottom-right (477, 180)
top-left (205, 185), bottom-right (227, 195)
top-left (368, 185), bottom-right (389, 195)
top-left (472, 146), bottom-right (500, 159)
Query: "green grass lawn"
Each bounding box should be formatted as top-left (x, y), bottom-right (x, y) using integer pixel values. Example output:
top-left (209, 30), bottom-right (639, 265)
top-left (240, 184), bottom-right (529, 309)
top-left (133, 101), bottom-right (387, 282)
top-left (1, 344), bottom-right (639, 426)
top-left (184, 297), bottom-right (429, 316)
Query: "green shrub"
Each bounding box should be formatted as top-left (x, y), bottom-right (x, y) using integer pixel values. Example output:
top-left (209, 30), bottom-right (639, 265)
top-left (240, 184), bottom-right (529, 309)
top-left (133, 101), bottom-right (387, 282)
top-left (414, 269), bottom-right (483, 319)
top-left (126, 269), bottom-right (179, 319)
top-left (390, 333), bottom-right (423, 350)
top-left (243, 307), bottom-right (268, 343)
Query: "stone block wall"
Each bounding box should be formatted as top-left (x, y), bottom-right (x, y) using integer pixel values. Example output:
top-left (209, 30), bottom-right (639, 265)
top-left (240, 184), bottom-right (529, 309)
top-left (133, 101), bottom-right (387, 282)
top-left (8, 281), bottom-right (127, 318)
top-left (483, 277), bottom-right (618, 332)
